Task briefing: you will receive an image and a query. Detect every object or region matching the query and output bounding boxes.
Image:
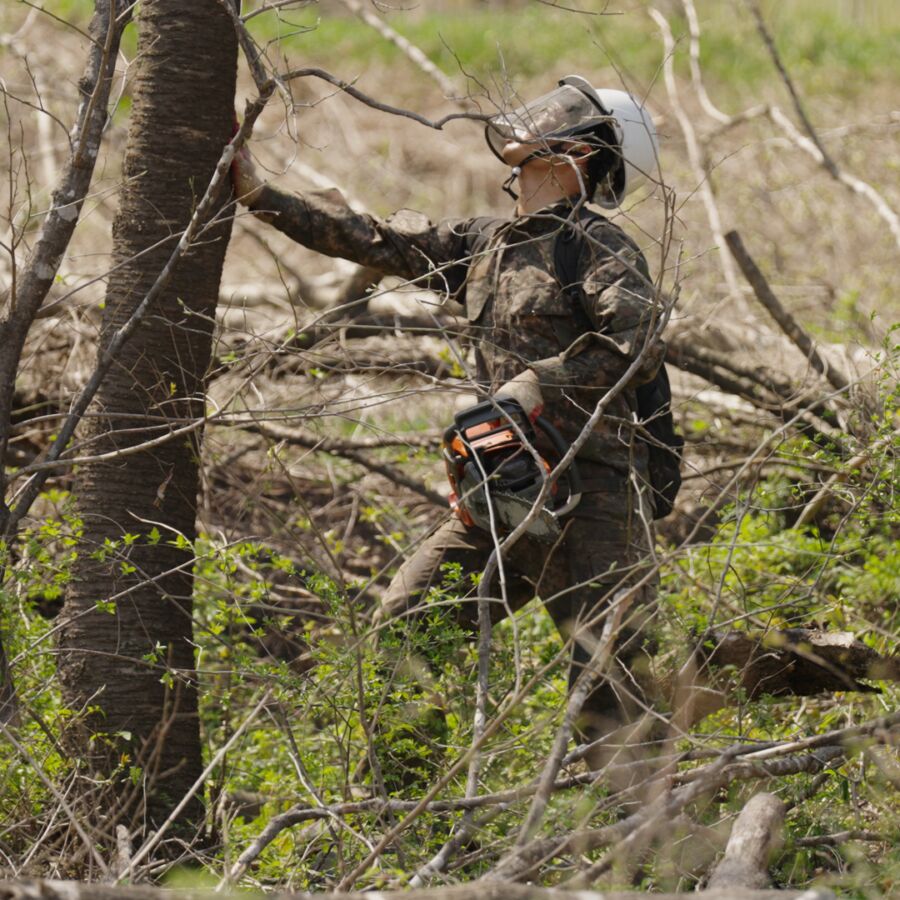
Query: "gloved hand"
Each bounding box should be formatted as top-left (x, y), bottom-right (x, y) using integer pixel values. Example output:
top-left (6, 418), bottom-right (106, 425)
top-left (231, 142), bottom-right (265, 206)
top-left (496, 369), bottom-right (544, 422)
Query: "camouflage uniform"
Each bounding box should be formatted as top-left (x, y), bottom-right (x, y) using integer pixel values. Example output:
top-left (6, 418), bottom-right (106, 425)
top-left (250, 185), bottom-right (665, 741)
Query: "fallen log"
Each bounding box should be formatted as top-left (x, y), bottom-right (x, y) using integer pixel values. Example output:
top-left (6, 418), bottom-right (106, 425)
top-left (707, 792), bottom-right (785, 890)
top-left (701, 628), bottom-right (900, 697)
top-left (673, 628), bottom-right (899, 727)
top-left (0, 879), bottom-right (838, 900)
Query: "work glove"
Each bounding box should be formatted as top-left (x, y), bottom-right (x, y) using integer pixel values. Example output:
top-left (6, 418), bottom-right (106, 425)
top-left (496, 369), bottom-right (544, 422)
top-left (231, 142), bottom-right (265, 206)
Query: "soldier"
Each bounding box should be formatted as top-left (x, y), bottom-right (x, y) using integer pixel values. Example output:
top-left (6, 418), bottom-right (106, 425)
top-left (233, 76), bottom-right (668, 765)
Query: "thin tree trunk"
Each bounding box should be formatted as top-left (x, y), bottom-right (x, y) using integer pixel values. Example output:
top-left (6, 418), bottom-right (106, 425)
top-left (0, 0), bottom-right (132, 730)
top-left (58, 0), bottom-right (237, 835)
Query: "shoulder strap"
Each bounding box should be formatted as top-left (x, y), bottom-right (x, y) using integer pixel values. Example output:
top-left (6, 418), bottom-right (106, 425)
top-left (552, 209), bottom-right (683, 518)
top-left (552, 208), bottom-right (606, 332)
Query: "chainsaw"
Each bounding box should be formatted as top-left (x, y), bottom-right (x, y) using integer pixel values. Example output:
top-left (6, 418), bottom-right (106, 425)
top-left (442, 398), bottom-right (582, 542)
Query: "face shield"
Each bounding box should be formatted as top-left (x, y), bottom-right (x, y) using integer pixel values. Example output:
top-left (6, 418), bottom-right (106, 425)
top-left (485, 83), bottom-right (613, 162)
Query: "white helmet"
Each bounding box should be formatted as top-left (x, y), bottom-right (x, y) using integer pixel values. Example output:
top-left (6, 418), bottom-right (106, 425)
top-left (485, 75), bottom-right (659, 208)
top-left (575, 80), bottom-right (660, 209)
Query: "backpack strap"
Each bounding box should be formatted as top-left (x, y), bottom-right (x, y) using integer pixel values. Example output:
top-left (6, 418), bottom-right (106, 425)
top-left (551, 210), bottom-right (684, 518)
top-left (552, 208), bottom-right (603, 333)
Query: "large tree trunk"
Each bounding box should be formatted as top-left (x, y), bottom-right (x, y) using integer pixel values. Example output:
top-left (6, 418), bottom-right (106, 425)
top-left (58, 1), bottom-right (237, 835)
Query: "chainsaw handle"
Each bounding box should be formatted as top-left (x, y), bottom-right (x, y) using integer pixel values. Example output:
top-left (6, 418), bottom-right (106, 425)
top-left (533, 414), bottom-right (582, 516)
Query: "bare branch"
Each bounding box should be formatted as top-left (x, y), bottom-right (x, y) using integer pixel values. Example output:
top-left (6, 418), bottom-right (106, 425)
top-left (280, 68), bottom-right (491, 130)
top-left (0, 1), bottom-right (132, 533)
top-left (337, 0), bottom-right (462, 100)
top-left (725, 230), bottom-right (851, 394)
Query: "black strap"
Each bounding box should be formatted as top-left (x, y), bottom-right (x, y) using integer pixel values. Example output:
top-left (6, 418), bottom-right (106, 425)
top-left (551, 211), bottom-right (684, 519)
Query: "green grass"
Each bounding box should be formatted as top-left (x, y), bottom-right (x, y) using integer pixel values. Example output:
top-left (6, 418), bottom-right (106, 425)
top-left (26, 1), bottom-right (899, 102)
top-left (243, 0), bottom-right (899, 101)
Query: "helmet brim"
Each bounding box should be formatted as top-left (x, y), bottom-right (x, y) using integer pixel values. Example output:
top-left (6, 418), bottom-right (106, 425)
top-left (485, 84), bottom-right (613, 161)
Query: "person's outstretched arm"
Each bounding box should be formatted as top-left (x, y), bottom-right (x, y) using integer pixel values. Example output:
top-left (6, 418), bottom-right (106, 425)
top-left (233, 148), bottom-right (488, 291)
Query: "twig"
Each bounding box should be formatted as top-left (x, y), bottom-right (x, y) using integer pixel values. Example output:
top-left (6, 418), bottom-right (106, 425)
top-left (745, 1), bottom-right (900, 250)
top-left (767, 106), bottom-right (900, 252)
top-left (337, 0), bottom-right (461, 99)
top-left (117, 690), bottom-right (271, 884)
top-left (793, 429), bottom-right (897, 529)
top-left (745, 0), bottom-right (838, 178)
top-left (0, 1), bottom-right (131, 535)
top-left (247, 419), bottom-right (445, 507)
top-left (233, 419), bottom-right (438, 452)
top-left (737, 709), bottom-right (900, 762)
top-left (793, 830), bottom-right (886, 848)
top-left (280, 68), bottom-right (490, 131)
top-left (513, 598), bottom-right (624, 848)
top-left (498, 721), bottom-right (891, 885)
top-left (3, 79), bottom-right (276, 536)
top-left (648, 7), bottom-right (742, 302)
top-left (681, 0), bottom-right (729, 125)
top-left (0, 721), bottom-right (109, 877)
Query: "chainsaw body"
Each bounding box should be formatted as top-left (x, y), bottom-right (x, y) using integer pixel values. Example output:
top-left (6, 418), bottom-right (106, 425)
top-left (442, 398), bottom-right (582, 542)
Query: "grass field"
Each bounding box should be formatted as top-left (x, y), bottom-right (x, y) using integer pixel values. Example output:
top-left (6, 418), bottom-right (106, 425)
top-left (38, 0), bottom-right (900, 99)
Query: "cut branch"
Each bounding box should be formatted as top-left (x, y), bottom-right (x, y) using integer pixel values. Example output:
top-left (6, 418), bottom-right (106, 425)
top-left (707, 792), bottom-right (785, 890)
top-left (280, 68), bottom-right (490, 131)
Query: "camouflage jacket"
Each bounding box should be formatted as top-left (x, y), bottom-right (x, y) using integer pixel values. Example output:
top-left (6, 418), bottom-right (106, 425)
top-left (251, 185), bottom-right (666, 475)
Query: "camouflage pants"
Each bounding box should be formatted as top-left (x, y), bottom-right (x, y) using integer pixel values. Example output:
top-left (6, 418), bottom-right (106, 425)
top-left (379, 466), bottom-right (659, 744)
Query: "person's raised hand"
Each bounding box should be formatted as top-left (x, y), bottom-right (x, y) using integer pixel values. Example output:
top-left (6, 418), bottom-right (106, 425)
top-left (231, 125), bottom-right (265, 206)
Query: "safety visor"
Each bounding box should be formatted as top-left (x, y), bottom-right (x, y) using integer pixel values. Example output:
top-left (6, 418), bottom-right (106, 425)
top-left (485, 83), bottom-right (611, 161)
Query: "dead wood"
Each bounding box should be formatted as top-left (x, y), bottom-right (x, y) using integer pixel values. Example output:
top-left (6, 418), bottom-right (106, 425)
top-left (0, 880), bottom-right (838, 900)
top-left (262, 334), bottom-right (453, 380)
top-left (707, 792), bottom-right (785, 889)
top-left (674, 628), bottom-right (898, 727)
top-left (244, 419), bottom-right (446, 507)
top-left (701, 628), bottom-right (899, 697)
top-left (493, 746), bottom-right (846, 884)
top-left (724, 231), bottom-right (851, 394)
top-left (666, 334), bottom-right (841, 433)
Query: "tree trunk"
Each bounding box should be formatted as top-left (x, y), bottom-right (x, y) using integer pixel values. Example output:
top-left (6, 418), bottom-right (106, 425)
top-left (58, 1), bottom-right (237, 834)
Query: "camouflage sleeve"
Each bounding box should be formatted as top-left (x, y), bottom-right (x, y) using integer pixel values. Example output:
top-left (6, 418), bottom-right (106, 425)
top-left (248, 183), bottom-right (485, 293)
top-left (530, 223), bottom-right (665, 390)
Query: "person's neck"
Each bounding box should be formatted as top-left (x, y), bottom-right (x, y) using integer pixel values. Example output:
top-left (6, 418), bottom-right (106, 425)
top-left (514, 165), bottom-right (585, 215)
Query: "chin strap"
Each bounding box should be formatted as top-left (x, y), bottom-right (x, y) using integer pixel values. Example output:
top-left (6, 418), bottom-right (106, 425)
top-left (501, 144), bottom-right (561, 200)
top-left (502, 143), bottom-right (590, 202)
top-left (502, 165), bottom-right (523, 200)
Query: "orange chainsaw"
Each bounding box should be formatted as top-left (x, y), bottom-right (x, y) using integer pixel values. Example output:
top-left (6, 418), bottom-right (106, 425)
top-left (442, 398), bottom-right (582, 542)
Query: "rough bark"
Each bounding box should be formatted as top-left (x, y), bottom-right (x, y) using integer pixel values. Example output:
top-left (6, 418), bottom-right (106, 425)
top-left (673, 628), bottom-right (898, 728)
top-left (57, 1), bottom-right (237, 833)
top-left (707, 792), bottom-right (786, 890)
top-left (701, 628), bottom-right (899, 697)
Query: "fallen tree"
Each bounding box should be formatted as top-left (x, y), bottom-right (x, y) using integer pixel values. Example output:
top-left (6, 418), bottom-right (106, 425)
top-left (0, 881), bottom-right (840, 900)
